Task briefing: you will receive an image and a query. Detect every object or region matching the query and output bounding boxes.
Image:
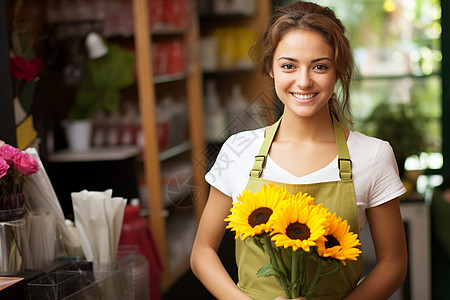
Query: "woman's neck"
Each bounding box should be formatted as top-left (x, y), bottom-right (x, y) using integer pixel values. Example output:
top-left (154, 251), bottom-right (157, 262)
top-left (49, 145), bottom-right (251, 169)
top-left (276, 110), bottom-right (335, 143)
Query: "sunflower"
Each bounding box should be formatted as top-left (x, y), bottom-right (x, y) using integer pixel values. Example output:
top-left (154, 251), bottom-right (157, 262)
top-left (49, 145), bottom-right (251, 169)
top-left (270, 198), bottom-right (329, 252)
top-left (317, 212), bottom-right (362, 265)
top-left (225, 184), bottom-right (289, 240)
top-left (293, 191), bottom-right (314, 206)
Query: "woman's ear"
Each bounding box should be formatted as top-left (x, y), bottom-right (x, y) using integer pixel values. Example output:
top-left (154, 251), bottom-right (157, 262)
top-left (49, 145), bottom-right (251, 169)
top-left (269, 70), bottom-right (274, 78)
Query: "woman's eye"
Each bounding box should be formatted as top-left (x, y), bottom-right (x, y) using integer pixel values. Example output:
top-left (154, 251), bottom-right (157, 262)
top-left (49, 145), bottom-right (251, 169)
top-left (314, 64), bottom-right (328, 71)
top-left (282, 64), bottom-right (295, 70)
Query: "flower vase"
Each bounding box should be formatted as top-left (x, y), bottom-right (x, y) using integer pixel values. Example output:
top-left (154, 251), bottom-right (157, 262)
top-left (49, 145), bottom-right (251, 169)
top-left (0, 194), bottom-right (26, 275)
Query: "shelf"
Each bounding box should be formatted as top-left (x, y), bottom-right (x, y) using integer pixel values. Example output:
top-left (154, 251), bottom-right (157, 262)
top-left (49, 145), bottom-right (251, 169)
top-left (154, 73), bottom-right (187, 84)
top-left (133, 0), bottom-right (207, 291)
top-left (151, 28), bottom-right (186, 36)
top-left (159, 141), bottom-right (191, 161)
top-left (46, 19), bottom-right (103, 26)
top-left (166, 205), bottom-right (197, 271)
top-left (202, 67), bottom-right (254, 77)
top-left (199, 13), bottom-right (256, 20)
top-left (48, 145), bottom-right (141, 163)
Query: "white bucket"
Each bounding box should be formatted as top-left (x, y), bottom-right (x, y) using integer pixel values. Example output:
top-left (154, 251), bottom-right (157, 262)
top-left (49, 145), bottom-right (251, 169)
top-left (63, 119), bottom-right (93, 151)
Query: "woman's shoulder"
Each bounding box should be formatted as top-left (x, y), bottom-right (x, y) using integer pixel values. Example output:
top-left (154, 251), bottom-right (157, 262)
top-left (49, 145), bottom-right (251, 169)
top-left (348, 130), bottom-right (395, 162)
top-left (219, 127), bottom-right (266, 157)
top-left (348, 130), bottom-right (390, 149)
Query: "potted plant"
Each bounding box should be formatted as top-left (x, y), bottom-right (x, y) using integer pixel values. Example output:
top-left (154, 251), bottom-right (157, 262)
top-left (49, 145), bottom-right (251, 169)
top-left (362, 102), bottom-right (427, 179)
top-left (63, 32), bottom-right (135, 151)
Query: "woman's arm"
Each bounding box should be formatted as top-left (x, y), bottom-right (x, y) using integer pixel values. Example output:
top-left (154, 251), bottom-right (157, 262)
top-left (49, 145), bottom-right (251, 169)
top-left (344, 198), bottom-right (408, 300)
top-left (190, 186), bottom-right (252, 300)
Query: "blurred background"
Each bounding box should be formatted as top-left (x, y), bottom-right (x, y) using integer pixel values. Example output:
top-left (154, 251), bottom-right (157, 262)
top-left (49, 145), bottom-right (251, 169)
top-left (0, 0), bottom-right (448, 299)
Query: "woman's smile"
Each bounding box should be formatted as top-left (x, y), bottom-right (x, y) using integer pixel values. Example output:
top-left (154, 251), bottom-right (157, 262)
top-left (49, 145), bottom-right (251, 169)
top-left (291, 92), bottom-right (318, 103)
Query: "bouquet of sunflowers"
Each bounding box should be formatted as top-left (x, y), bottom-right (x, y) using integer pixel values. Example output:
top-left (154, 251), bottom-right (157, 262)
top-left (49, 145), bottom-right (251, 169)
top-left (225, 184), bottom-right (361, 299)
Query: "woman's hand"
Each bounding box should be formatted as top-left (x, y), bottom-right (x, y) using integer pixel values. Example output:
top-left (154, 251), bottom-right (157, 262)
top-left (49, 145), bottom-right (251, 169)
top-left (275, 297), bottom-right (306, 300)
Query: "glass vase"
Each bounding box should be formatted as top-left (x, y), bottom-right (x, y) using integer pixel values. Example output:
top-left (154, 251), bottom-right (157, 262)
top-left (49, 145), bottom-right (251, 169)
top-left (0, 194), bottom-right (27, 275)
top-left (0, 216), bottom-right (26, 275)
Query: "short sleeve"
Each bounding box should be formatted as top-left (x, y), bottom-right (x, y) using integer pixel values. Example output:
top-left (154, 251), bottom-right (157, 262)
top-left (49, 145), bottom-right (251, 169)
top-left (368, 141), bottom-right (407, 208)
top-left (205, 128), bottom-right (265, 199)
top-left (205, 142), bottom-right (233, 197)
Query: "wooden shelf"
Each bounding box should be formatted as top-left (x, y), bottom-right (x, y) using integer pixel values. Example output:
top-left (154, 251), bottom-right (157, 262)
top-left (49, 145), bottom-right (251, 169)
top-left (132, 0), bottom-right (207, 291)
top-left (159, 141), bottom-right (191, 161)
top-left (154, 73), bottom-right (187, 84)
top-left (151, 28), bottom-right (186, 36)
top-left (132, 0), bottom-right (274, 292)
top-left (202, 67), bottom-right (254, 77)
top-left (48, 146), bottom-right (141, 163)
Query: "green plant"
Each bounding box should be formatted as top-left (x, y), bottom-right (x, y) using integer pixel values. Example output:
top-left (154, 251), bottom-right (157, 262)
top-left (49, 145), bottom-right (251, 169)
top-left (362, 102), bottom-right (427, 176)
top-left (67, 43), bottom-right (135, 120)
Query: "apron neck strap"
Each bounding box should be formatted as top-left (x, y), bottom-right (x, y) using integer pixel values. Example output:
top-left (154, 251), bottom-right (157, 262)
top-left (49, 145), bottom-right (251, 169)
top-left (334, 117), bottom-right (352, 180)
top-left (249, 116), bottom-right (282, 178)
top-left (249, 115), bottom-right (352, 180)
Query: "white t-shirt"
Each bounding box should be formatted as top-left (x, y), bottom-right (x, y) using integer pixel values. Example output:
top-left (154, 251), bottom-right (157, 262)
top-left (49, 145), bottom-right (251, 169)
top-left (205, 127), bottom-right (406, 230)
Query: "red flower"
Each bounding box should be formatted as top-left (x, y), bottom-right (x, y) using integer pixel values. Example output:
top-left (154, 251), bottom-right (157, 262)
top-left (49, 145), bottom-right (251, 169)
top-left (13, 152), bottom-right (39, 176)
top-left (10, 56), bottom-right (44, 82)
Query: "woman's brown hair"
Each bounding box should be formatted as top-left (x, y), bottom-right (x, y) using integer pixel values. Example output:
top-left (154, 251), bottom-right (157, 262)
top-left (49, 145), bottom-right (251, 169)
top-left (250, 1), bottom-right (354, 123)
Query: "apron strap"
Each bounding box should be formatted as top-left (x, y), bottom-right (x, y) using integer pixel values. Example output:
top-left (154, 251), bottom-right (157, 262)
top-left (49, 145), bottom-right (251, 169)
top-left (249, 116), bottom-right (282, 178)
top-left (334, 117), bottom-right (352, 180)
top-left (249, 116), bottom-right (352, 180)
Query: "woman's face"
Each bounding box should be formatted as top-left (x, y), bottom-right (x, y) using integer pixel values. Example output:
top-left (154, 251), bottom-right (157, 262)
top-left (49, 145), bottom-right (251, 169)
top-left (271, 29), bottom-right (337, 119)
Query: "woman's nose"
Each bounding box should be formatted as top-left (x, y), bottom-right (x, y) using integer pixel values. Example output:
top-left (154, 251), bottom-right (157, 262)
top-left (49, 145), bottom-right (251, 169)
top-left (296, 70), bottom-right (313, 89)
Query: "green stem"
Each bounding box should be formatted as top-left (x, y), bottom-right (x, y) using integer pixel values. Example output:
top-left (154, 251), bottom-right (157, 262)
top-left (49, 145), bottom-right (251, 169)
top-left (275, 247), bottom-right (289, 278)
top-left (263, 236), bottom-right (291, 298)
top-left (320, 260), bottom-right (340, 278)
top-left (299, 251), bottom-right (307, 296)
top-left (304, 261), bottom-right (325, 298)
top-left (291, 250), bottom-right (300, 298)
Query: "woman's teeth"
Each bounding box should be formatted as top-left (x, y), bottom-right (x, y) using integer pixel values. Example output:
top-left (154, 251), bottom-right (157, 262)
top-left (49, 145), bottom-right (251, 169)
top-left (293, 93), bottom-right (316, 100)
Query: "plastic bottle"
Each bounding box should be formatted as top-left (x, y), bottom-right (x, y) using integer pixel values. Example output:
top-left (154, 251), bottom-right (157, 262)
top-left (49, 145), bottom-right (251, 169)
top-left (106, 110), bottom-right (121, 146)
top-left (204, 80), bottom-right (227, 141)
top-left (120, 102), bottom-right (140, 145)
top-left (119, 199), bottom-right (162, 300)
top-left (226, 84), bottom-right (250, 134)
top-left (227, 84), bottom-right (266, 132)
top-left (170, 99), bottom-right (188, 146)
top-left (156, 98), bottom-right (172, 151)
top-left (91, 110), bottom-right (107, 146)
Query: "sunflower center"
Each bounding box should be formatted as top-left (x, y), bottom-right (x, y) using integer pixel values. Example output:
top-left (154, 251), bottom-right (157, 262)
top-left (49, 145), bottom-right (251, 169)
top-left (248, 207), bottom-right (272, 227)
top-left (286, 222), bottom-right (310, 240)
top-left (325, 235), bottom-right (340, 248)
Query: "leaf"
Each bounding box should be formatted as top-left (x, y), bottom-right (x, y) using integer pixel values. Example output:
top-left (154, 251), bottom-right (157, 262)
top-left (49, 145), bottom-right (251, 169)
top-left (70, 43), bottom-right (136, 120)
top-left (257, 264), bottom-right (281, 278)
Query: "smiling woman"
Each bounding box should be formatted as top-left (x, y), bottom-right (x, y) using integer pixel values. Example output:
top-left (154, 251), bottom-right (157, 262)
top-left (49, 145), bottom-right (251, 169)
top-left (191, 2), bottom-right (407, 300)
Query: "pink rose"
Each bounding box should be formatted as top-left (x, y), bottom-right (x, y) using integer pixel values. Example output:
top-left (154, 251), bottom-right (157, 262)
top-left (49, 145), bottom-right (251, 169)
top-left (0, 144), bottom-right (20, 164)
top-left (13, 152), bottom-right (38, 176)
top-left (0, 157), bottom-right (9, 178)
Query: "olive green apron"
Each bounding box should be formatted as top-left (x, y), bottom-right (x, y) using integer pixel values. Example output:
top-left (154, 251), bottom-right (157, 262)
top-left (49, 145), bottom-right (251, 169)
top-left (236, 117), bottom-right (363, 300)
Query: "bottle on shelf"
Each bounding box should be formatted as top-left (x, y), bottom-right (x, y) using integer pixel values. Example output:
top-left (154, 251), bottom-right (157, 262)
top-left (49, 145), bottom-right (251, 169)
top-left (120, 102), bottom-right (140, 146)
top-left (226, 84), bottom-right (251, 134)
top-left (204, 80), bottom-right (227, 142)
top-left (92, 110), bottom-right (108, 146)
top-left (156, 99), bottom-right (171, 152)
top-left (106, 110), bottom-right (121, 146)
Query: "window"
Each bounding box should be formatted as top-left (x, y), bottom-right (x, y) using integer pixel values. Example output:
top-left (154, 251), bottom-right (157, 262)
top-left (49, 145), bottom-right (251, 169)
top-left (275, 0), bottom-right (443, 196)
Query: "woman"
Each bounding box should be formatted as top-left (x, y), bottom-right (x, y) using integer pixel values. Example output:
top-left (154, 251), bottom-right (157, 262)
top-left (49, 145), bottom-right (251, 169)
top-left (191, 1), bottom-right (408, 299)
